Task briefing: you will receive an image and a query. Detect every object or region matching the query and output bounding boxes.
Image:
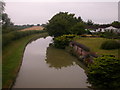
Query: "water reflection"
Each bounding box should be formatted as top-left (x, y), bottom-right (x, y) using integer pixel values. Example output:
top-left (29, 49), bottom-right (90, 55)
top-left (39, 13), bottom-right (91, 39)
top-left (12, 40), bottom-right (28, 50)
top-left (45, 46), bottom-right (87, 70)
top-left (45, 46), bottom-right (75, 69)
top-left (13, 36), bottom-right (89, 88)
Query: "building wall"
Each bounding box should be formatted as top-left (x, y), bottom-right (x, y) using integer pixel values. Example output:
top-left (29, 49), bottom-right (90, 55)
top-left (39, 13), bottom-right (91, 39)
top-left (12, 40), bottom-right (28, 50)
top-left (69, 42), bottom-right (96, 64)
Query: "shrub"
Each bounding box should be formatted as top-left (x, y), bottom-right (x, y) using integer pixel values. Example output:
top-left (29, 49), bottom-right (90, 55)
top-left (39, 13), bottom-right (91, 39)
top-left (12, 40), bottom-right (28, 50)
top-left (87, 55), bottom-right (120, 89)
top-left (101, 40), bottom-right (120, 50)
top-left (100, 31), bottom-right (119, 39)
top-left (54, 34), bottom-right (76, 49)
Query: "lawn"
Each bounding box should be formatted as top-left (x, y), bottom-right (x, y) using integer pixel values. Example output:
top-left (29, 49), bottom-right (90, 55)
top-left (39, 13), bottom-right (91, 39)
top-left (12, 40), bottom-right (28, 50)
top-left (75, 37), bottom-right (119, 59)
top-left (2, 32), bottom-right (48, 88)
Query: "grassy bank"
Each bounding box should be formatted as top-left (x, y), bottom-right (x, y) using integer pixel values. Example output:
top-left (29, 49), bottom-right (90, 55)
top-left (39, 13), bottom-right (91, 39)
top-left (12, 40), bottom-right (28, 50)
top-left (75, 37), bottom-right (119, 59)
top-left (3, 30), bottom-right (46, 47)
top-left (2, 32), bottom-right (48, 88)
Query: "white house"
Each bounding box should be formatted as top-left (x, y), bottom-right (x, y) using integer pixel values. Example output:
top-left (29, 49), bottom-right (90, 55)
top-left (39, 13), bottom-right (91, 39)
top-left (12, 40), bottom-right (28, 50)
top-left (105, 26), bottom-right (117, 30)
top-left (91, 28), bottom-right (106, 33)
top-left (91, 26), bottom-right (120, 33)
top-left (96, 28), bottom-right (105, 32)
top-left (90, 28), bottom-right (105, 33)
top-left (105, 26), bottom-right (120, 33)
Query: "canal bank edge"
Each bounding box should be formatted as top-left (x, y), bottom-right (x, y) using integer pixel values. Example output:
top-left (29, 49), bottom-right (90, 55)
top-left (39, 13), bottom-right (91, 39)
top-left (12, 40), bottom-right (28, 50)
top-left (10, 33), bottom-right (49, 89)
top-left (3, 33), bottom-right (48, 88)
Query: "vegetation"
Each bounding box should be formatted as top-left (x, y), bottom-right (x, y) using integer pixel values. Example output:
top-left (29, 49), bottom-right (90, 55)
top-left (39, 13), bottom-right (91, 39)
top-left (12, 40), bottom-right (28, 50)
top-left (111, 21), bottom-right (120, 28)
top-left (87, 55), bottom-right (120, 89)
top-left (99, 31), bottom-right (120, 39)
top-left (86, 19), bottom-right (94, 26)
top-left (2, 1), bottom-right (48, 88)
top-left (14, 24), bottom-right (40, 31)
top-left (54, 34), bottom-right (76, 49)
top-left (2, 12), bottom-right (15, 33)
top-left (2, 30), bottom-right (46, 47)
top-left (101, 40), bottom-right (120, 50)
top-left (46, 12), bottom-right (86, 37)
top-left (1, 2), bottom-right (120, 89)
top-left (2, 32), bottom-right (48, 88)
top-left (0, 1), bottom-right (5, 12)
top-left (70, 22), bottom-right (86, 35)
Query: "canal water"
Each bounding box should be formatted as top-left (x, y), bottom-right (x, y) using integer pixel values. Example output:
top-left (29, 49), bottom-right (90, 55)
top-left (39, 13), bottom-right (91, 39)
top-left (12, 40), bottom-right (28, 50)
top-left (13, 36), bottom-right (90, 88)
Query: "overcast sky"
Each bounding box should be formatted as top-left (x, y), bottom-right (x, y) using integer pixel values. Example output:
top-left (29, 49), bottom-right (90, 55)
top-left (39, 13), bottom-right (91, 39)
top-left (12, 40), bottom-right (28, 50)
top-left (4, 0), bottom-right (120, 2)
top-left (4, 0), bottom-right (119, 25)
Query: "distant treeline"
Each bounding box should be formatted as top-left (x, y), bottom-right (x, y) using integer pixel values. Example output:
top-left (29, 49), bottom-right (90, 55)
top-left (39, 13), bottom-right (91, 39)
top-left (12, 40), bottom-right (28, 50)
top-left (14, 24), bottom-right (46, 31)
top-left (2, 30), bottom-right (46, 47)
top-left (2, 24), bottom-right (46, 34)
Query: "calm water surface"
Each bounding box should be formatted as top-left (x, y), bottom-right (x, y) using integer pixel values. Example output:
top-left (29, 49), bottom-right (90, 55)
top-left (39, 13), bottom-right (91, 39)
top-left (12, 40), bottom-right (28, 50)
top-left (13, 36), bottom-right (90, 88)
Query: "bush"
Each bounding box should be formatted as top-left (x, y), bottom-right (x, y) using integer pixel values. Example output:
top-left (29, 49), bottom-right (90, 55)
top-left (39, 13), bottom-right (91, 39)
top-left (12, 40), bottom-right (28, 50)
top-left (54, 34), bottom-right (76, 49)
top-left (87, 55), bottom-right (120, 89)
top-left (100, 31), bottom-right (119, 39)
top-left (101, 40), bottom-right (120, 50)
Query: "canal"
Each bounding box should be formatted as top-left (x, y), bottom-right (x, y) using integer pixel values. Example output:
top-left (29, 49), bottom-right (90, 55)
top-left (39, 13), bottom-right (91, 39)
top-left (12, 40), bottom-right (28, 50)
top-left (13, 36), bottom-right (90, 88)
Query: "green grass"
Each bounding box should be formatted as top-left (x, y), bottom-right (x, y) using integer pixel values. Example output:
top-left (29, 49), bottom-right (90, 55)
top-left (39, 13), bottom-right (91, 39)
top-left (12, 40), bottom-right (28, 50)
top-left (2, 32), bottom-right (48, 88)
top-left (75, 37), bottom-right (119, 59)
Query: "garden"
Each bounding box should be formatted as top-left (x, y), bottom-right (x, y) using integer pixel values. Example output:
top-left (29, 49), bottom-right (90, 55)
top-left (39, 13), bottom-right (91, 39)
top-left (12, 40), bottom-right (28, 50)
top-left (46, 12), bottom-right (120, 89)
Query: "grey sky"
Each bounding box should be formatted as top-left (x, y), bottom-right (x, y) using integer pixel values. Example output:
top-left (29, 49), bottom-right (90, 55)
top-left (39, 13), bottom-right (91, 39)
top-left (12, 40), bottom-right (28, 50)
top-left (4, 0), bottom-right (120, 2)
top-left (5, 1), bottom-right (118, 25)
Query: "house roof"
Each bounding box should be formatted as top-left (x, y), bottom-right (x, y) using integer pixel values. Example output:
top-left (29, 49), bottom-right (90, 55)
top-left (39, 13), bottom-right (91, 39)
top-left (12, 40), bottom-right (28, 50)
top-left (70, 41), bottom-right (90, 52)
top-left (105, 26), bottom-right (117, 30)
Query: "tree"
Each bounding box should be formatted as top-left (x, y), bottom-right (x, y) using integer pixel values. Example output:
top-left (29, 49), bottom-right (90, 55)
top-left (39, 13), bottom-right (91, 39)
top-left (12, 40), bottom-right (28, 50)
top-left (0, 1), bottom-right (5, 25)
top-left (77, 16), bottom-right (83, 22)
top-left (86, 20), bottom-right (94, 25)
top-left (0, 1), bottom-right (5, 14)
top-left (1, 1), bottom-right (14, 33)
top-left (37, 24), bottom-right (40, 26)
top-left (70, 22), bottom-right (86, 35)
top-left (41, 24), bottom-right (47, 27)
top-left (46, 12), bottom-right (78, 37)
top-left (2, 13), bottom-right (14, 28)
top-left (111, 21), bottom-right (120, 28)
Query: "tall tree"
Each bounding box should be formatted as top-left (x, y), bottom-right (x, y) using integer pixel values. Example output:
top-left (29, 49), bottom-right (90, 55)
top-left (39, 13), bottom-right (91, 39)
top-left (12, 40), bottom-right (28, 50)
top-left (2, 13), bottom-right (13, 29)
top-left (70, 22), bottom-right (86, 35)
top-left (0, 1), bottom-right (5, 12)
top-left (1, 1), bottom-right (14, 33)
top-left (46, 12), bottom-right (78, 37)
top-left (0, 1), bottom-right (5, 25)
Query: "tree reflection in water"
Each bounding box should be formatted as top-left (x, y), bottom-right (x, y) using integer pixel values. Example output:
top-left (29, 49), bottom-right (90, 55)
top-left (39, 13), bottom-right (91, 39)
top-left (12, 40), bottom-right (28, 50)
top-left (45, 45), bottom-right (86, 69)
top-left (45, 46), bottom-right (86, 69)
top-left (45, 46), bottom-right (76, 69)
